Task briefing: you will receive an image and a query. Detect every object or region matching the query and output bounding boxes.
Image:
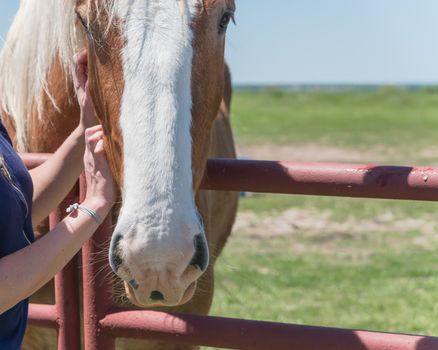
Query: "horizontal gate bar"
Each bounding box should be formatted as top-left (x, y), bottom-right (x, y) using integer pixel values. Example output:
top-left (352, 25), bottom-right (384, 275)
top-left (203, 159), bottom-right (438, 201)
top-left (22, 154), bottom-right (438, 201)
top-left (28, 304), bottom-right (58, 328)
top-left (100, 309), bottom-right (438, 350)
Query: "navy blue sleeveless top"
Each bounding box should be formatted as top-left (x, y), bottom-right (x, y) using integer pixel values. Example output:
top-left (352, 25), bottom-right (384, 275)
top-left (0, 122), bottom-right (35, 350)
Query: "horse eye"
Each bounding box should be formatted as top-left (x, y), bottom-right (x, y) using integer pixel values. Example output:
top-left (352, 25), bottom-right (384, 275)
top-left (219, 11), bottom-right (234, 33)
top-left (76, 12), bottom-right (90, 33)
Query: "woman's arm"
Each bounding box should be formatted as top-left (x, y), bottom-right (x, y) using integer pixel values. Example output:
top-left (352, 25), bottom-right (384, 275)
top-left (30, 50), bottom-right (97, 225)
top-left (0, 126), bottom-right (114, 314)
top-left (0, 198), bottom-right (106, 314)
top-left (29, 126), bottom-right (86, 225)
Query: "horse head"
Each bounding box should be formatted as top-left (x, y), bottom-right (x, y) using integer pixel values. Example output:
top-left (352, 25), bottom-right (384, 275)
top-left (75, 0), bottom-right (235, 307)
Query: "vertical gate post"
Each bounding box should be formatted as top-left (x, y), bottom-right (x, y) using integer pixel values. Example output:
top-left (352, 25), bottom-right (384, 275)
top-left (50, 198), bottom-right (81, 350)
top-left (81, 175), bottom-right (115, 350)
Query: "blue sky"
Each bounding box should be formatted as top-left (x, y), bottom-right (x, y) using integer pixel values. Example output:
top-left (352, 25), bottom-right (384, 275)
top-left (1, 1), bottom-right (437, 84)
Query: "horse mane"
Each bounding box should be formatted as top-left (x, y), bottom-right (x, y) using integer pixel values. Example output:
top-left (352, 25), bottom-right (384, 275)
top-left (0, 0), bottom-right (115, 151)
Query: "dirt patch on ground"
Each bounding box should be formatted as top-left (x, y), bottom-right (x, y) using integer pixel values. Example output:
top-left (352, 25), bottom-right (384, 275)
top-left (231, 209), bottom-right (438, 259)
top-left (234, 209), bottom-right (436, 238)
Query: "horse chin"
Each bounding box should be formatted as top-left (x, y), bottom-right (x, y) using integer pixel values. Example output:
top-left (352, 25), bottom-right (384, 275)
top-left (123, 281), bottom-right (197, 308)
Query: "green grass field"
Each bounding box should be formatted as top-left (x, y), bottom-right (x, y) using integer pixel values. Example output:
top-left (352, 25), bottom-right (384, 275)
top-left (232, 87), bottom-right (438, 151)
top-left (206, 87), bottom-right (438, 347)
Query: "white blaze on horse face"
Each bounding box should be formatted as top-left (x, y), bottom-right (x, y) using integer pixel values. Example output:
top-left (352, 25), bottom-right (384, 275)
top-left (109, 0), bottom-right (207, 306)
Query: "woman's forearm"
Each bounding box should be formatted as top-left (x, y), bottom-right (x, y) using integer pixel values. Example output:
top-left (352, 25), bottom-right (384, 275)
top-left (29, 126), bottom-right (86, 225)
top-left (0, 198), bottom-right (109, 314)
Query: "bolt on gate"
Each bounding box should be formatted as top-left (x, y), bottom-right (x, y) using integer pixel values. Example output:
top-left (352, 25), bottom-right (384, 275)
top-left (23, 154), bottom-right (438, 350)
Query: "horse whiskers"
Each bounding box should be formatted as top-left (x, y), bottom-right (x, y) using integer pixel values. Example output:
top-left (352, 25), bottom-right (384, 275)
top-left (81, 254), bottom-right (108, 262)
top-left (113, 289), bottom-right (125, 297)
top-left (192, 287), bottom-right (210, 297)
top-left (84, 240), bottom-right (112, 254)
top-left (112, 284), bottom-right (129, 300)
top-left (86, 268), bottom-right (110, 283)
top-left (81, 260), bottom-right (116, 283)
top-left (85, 249), bottom-right (110, 258)
top-left (81, 253), bottom-right (110, 266)
top-left (95, 264), bottom-right (115, 278)
top-left (80, 258), bottom-right (109, 269)
top-left (112, 284), bottom-right (126, 294)
top-left (112, 293), bottom-right (130, 306)
top-left (85, 246), bottom-right (110, 257)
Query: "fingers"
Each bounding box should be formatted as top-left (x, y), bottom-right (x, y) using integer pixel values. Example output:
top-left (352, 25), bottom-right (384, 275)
top-left (74, 49), bottom-right (88, 90)
top-left (74, 49), bottom-right (99, 130)
top-left (83, 124), bottom-right (115, 204)
top-left (85, 125), bottom-right (103, 136)
top-left (88, 131), bottom-right (104, 145)
top-left (85, 126), bottom-right (104, 153)
top-left (74, 49), bottom-right (88, 65)
top-left (88, 136), bottom-right (105, 156)
top-left (94, 139), bottom-right (105, 154)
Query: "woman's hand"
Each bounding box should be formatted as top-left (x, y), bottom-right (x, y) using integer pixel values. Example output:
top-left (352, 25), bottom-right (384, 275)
top-left (75, 51), bottom-right (114, 216)
top-left (74, 49), bottom-right (99, 129)
top-left (82, 125), bottom-right (115, 215)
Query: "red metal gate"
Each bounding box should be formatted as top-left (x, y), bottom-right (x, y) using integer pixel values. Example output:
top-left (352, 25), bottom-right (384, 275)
top-left (23, 154), bottom-right (438, 350)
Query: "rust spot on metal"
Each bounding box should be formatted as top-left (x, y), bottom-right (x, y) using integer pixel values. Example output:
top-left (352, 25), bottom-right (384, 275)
top-left (375, 173), bottom-right (395, 187)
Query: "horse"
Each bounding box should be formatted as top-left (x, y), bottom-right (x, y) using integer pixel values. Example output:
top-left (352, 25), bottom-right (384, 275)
top-left (0, 0), bottom-right (238, 349)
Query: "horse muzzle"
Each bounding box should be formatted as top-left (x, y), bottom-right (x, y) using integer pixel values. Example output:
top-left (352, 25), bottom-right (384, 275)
top-left (108, 222), bottom-right (209, 307)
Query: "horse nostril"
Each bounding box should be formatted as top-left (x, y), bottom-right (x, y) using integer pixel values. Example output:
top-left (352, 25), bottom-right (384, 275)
top-left (150, 291), bottom-right (164, 301)
top-left (190, 234), bottom-right (209, 272)
top-left (109, 234), bottom-right (123, 272)
top-left (129, 279), bottom-right (139, 290)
